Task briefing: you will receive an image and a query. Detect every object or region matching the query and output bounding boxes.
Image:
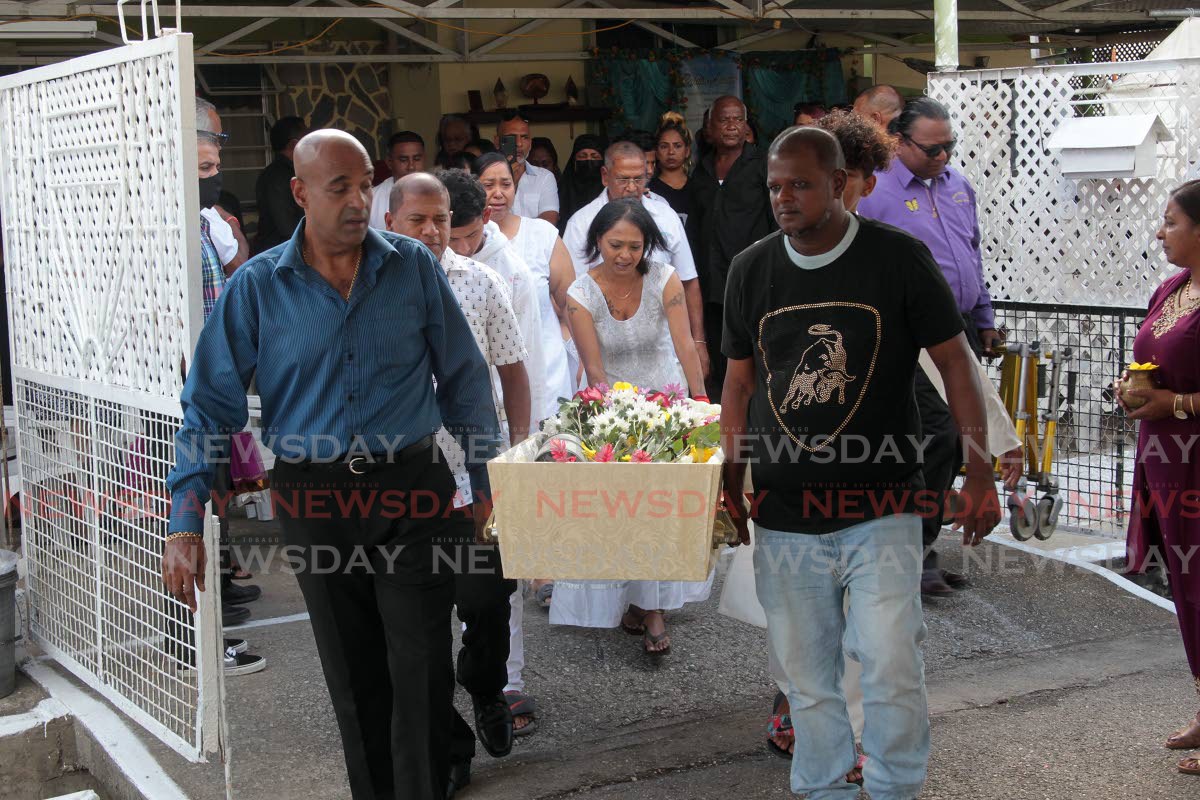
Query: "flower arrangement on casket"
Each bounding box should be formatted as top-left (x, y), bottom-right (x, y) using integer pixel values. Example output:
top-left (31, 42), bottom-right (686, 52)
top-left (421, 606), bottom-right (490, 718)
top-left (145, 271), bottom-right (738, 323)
top-left (483, 382), bottom-right (736, 581)
top-left (540, 382), bottom-right (721, 464)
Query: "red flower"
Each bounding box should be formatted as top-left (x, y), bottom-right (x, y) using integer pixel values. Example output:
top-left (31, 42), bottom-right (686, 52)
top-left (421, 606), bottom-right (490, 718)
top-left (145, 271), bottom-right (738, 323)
top-left (594, 443), bottom-right (615, 463)
top-left (646, 391), bottom-right (670, 408)
top-left (550, 439), bottom-right (577, 463)
top-left (630, 450), bottom-right (652, 463)
top-left (575, 386), bottom-right (605, 404)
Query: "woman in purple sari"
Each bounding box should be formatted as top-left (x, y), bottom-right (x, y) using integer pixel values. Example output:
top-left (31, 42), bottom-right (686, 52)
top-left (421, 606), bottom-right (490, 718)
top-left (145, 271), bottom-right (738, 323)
top-left (1121, 179), bottom-right (1200, 776)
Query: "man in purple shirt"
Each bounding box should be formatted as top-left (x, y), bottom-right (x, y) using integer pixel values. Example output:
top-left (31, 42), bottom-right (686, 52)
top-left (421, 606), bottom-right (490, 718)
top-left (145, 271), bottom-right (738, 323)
top-left (857, 97), bottom-right (1003, 596)
top-left (857, 97), bottom-right (1002, 356)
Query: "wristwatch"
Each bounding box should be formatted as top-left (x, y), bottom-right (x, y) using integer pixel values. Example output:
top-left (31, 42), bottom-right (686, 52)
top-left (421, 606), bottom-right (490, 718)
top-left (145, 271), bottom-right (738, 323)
top-left (1175, 394), bottom-right (1189, 420)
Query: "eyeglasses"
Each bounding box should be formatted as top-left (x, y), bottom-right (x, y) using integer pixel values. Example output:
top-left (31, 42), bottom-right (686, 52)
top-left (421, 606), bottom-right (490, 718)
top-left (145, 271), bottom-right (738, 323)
top-left (198, 130), bottom-right (229, 145)
top-left (904, 135), bottom-right (956, 158)
top-left (611, 175), bottom-right (647, 187)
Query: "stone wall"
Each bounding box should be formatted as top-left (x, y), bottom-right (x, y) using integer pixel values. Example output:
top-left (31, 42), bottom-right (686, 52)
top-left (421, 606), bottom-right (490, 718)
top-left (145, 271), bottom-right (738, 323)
top-left (274, 41), bottom-right (392, 159)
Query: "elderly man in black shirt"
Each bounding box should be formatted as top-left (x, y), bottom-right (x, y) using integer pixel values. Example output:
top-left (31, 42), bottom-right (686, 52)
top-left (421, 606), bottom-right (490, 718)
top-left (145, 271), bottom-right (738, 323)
top-left (688, 96), bottom-right (776, 401)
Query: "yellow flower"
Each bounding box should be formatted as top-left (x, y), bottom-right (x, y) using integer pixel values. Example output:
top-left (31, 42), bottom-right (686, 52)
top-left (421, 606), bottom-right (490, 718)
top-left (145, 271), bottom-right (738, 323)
top-left (612, 381), bottom-right (633, 391)
top-left (690, 445), bottom-right (716, 464)
top-left (1127, 361), bottom-right (1159, 371)
top-left (582, 444), bottom-right (597, 459)
top-left (620, 455), bottom-right (631, 462)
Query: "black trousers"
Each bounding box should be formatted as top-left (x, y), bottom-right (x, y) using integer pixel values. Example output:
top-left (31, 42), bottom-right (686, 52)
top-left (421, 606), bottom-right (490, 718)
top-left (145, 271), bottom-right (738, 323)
top-left (443, 518), bottom-right (517, 764)
top-left (914, 369), bottom-right (963, 570)
top-left (272, 447), bottom-right (460, 800)
top-left (703, 302), bottom-right (728, 402)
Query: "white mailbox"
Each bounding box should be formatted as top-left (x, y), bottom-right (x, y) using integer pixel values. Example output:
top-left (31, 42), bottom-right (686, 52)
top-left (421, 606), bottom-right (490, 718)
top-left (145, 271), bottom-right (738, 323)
top-left (1046, 113), bottom-right (1172, 179)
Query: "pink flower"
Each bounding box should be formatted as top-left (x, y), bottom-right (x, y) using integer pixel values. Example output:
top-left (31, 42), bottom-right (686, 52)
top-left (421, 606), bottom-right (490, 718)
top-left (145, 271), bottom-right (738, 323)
top-left (550, 439), bottom-right (577, 463)
top-left (630, 449), bottom-right (652, 463)
top-left (593, 443), bottom-right (615, 463)
top-left (661, 383), bottom-right (686, 404)
top-left (574, 386), bottom-right (604, 404)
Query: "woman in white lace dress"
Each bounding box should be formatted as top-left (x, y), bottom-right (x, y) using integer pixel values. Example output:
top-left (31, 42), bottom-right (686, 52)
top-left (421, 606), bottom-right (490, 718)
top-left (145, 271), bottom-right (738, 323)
top-left (553, 198), bottom-right (709, 655)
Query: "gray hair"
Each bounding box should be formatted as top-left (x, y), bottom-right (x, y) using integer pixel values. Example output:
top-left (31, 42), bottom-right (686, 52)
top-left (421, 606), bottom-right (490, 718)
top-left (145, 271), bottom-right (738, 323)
top-left (604, 140), bottom-right (645, 170)
top-left (196, 97), bottom-right (218, 134)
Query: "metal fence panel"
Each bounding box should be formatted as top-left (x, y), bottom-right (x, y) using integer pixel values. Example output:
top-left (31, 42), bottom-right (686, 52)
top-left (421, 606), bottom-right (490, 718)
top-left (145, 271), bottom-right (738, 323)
top-left (0, 34), bottom-right (222, 762)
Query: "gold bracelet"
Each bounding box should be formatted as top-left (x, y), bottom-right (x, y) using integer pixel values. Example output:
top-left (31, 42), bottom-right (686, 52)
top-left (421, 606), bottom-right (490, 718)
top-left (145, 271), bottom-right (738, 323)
top-left (1190, 393), bottom-right (1197, 417)
top-left (165, 532), bottom-right (203, 544)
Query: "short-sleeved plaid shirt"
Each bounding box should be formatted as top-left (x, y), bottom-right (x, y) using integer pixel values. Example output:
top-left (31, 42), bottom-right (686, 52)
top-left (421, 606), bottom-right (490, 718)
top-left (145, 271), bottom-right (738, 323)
top-left (200, 216), bottom-right (225, 320)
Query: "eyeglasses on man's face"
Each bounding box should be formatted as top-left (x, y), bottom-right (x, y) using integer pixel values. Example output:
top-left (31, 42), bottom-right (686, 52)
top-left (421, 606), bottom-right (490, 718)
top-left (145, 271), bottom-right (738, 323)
top-left (904, 135), bottom-right (956, 158)
top-left (610, 175), bottom-right (648, 187)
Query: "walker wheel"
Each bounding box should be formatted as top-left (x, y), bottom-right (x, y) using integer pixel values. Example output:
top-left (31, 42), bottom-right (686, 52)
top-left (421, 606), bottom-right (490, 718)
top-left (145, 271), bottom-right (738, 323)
top-left (1008, 494), bottom-right (1039, 541)
top-left (1033, 495), bottom-right (1062, 541)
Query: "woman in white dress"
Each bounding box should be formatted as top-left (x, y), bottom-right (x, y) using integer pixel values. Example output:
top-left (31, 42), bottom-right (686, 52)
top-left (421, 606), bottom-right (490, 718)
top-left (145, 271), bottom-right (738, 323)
top-left (556, 198), bottom-right (708, 655)
top-left (474, 153), bottom-right (577, 415)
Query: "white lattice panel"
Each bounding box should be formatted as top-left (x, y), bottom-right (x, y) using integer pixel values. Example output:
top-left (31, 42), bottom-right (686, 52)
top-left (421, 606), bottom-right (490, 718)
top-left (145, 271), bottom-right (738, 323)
top-left (0, 37), bottom-right (199, 399)
top-left (929, 59), bottom-right (1200, 308)
top-left (0, 35), bottom-right (222, 762)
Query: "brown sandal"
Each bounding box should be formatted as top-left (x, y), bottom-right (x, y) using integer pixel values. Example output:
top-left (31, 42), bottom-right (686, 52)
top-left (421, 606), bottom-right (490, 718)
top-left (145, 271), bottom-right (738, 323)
top-left (1167, 717), bottom-right (1200, 750)
top-left (1179, 757), bottom-right (1200, 775)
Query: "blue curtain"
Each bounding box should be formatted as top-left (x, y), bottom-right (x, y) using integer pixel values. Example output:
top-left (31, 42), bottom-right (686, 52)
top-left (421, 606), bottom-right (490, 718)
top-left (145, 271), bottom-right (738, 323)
top-left (596, 57), bottom-right (672, 135)
top-left (744, 50), bottom-right (847, 143)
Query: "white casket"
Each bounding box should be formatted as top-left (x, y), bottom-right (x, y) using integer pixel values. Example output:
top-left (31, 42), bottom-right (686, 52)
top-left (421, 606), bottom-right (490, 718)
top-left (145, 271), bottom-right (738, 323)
top-left (484, 434), bottom-right (737, 581)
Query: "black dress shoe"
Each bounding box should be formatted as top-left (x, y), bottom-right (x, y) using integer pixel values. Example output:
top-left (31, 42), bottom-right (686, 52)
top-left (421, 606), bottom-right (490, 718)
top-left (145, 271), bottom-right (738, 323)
top-left (222, 582), bottom-right (262, 606)
top-left (920, 568), bottom-right (954, 597)
top-left (941, 569), bottom-right (969, 590)
top-left (446, 759), bottom-right (471, 799)
top-left (472, 693), bottom-right (513, 758)
top-left (222, 603), bottom-right (251, 627)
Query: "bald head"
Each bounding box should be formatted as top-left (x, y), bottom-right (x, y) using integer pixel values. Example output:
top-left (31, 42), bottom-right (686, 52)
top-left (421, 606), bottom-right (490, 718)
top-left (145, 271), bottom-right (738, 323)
top-left (769, 126), bottom-right (845, 173)
top-left (853, 85), bottom-right (904, 130)
top-left (291, 129), bottom-right (373, 251)
top-left (293, 129), bottom-right (371, 180)
top-left (390, 172), bottom-right (449, 214)
top-left (386, 172), bottom-right (452, 259)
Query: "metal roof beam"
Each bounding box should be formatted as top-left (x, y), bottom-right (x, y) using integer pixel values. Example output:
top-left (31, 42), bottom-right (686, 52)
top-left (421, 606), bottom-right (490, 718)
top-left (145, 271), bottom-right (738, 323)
top-left (586, 0), bottom-right (701, 47)
top-left (328, 0), bottom-right (457, 54)
top-left (717, 28), bottom-right (790, 49)
top-left (1040, 0), bottom-right (1097, 11)
top-left (66, 5), bottom-right (1152, 22)
top-left (197, 0), bottom-right (321, 54)
top-left (467, 0), bottom-right (587, 58)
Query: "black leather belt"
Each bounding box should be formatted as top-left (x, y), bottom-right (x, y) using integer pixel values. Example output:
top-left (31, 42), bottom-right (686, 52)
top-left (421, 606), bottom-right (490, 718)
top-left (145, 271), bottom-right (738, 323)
top-left (279, 434), bottom-right (435, 474)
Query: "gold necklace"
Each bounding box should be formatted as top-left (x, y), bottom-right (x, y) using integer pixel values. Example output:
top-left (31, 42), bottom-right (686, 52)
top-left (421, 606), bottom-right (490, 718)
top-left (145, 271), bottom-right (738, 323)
top-left (1152, 277), bottom-right (1200, 338)
top-left (304, 243), bottom-right (364, 301)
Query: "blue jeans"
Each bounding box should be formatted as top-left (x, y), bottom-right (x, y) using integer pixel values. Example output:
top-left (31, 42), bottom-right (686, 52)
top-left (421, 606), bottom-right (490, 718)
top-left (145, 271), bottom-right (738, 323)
top-left (754, 514), bottom-right (929, 800)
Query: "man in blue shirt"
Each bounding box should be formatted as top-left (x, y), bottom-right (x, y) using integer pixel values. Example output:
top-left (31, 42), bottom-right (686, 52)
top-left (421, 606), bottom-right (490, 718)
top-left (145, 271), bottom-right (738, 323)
top-left (162, 130), bottom-right (504, 800)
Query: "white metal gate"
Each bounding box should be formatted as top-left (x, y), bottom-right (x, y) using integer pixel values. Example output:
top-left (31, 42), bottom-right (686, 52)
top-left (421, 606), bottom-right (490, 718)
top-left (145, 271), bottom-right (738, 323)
top-left (0, 33), bottom-right (224, 761)
top-left (929, 58), bottom-right (1200, 536)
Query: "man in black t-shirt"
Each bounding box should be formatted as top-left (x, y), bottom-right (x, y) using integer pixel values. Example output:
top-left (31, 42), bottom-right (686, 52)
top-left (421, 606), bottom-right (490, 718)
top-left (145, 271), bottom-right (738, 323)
top-left (720, 127), bottom-right (999, 799)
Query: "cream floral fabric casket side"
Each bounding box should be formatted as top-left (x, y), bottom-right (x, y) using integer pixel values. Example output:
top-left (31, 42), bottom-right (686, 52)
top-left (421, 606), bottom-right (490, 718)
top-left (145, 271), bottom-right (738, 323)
top-left (486, 434), bottom-right (733, 581)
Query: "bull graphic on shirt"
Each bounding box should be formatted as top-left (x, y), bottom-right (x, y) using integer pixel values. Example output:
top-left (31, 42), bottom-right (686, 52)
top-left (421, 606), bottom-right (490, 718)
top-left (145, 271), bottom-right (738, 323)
top-left (779, 324), bottom-right (856, 411)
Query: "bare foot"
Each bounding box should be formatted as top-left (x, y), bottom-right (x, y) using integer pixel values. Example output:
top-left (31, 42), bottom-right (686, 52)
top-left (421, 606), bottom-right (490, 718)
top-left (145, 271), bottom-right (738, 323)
top-left (642, 610), bottom-right (671, 653)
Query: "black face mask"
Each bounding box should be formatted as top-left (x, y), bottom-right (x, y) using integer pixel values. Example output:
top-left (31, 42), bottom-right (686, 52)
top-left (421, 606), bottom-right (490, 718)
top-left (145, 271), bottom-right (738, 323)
top-left (199, 173), bottom-right (222, 209)
top-left (575, 160), bottom-right (602, 179)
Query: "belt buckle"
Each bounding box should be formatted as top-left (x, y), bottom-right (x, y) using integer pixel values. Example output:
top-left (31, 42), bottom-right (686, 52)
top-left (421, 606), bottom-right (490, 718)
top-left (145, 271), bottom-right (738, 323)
top-left (348, 456), bottom-right (367, 475)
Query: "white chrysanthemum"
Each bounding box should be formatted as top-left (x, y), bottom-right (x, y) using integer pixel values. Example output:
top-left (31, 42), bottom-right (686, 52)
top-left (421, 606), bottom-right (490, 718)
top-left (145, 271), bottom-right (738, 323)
top-left (542, 417), bottom-right (560, 436)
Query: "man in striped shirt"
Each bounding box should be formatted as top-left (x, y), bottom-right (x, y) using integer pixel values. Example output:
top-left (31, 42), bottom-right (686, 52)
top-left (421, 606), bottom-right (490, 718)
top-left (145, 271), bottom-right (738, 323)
top-left (165, 130), bottom-right (503, 799)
